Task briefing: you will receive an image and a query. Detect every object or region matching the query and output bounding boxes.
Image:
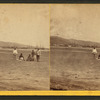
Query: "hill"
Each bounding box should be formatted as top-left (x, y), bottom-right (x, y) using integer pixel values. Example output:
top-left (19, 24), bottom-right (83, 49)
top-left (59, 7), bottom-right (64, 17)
top-left (50, 36), bottom-right (100, 48)
top-left (0, 41), bottom-right (31, 49)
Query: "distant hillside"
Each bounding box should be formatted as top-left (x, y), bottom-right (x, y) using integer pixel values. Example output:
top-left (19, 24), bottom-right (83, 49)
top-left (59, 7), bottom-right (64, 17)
top-left (0, 41), bottom-right (32, 49)
top-left (50, 36), bottom-right (100, 48)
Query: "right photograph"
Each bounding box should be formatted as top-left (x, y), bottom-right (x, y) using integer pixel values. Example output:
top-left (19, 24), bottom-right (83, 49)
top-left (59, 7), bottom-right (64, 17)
top-left (50, 4), bottom-right (100, 90)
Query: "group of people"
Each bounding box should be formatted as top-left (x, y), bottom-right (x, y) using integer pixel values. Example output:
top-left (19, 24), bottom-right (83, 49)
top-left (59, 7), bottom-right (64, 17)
top-left (92, 47), bottom-right (100, 59)
top-left (13, 48), bottom-right (41, 62)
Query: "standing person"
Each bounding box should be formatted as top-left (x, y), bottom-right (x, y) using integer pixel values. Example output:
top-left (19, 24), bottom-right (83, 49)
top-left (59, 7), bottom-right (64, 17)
top-left (31, 49), bottom-right (35, 61)
top-left (36, 48), bottom-right (41, 62)
top-left (34, 49), bottom-right (37, 61)
top-left (13, 48), bottom-right (18, 60)
top-left (31, 50), bottom-right (35, 57)
top-left (92, 47), bottom-right (97, 58)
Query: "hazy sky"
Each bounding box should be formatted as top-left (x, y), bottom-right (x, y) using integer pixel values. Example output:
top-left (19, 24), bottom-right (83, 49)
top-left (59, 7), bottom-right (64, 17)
top-left (0, 4), bottom-right (49, 48)
top-left (51, 4), bottom-right (100, 43)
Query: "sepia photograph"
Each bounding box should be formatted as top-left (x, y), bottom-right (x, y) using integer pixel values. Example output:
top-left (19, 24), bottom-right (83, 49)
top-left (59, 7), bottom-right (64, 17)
top-left (0, 4), bottom-right (50, 90)
top-left (50, 4), bottom-right (100, 90)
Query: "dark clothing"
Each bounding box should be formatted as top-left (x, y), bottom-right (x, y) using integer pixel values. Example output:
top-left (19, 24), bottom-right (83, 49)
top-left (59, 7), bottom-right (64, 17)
top-left (32, 50), bottom-right (35, 57)
top-left (36, 55), bottom-right (40, 62)
top-left (98, 55), bottom-right (100, 59)
top-left (27, 54), bottom-right (34, 61)
top-left (19, 53), bottom-right (25, 61)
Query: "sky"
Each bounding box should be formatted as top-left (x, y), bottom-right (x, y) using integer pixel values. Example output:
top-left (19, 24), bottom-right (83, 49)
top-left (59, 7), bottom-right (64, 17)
top-left (51, 4), bottom-right (100, 43)
top-left (0, 4), bottom-right (49, 48)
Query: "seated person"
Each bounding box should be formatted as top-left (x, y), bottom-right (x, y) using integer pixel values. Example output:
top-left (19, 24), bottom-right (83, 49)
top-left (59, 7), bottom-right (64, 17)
top-left (19, 53), bottom-right (25, 61)
top-left (31, 56), bottom-right (34, 61)
top-left (26, 54), bottom-right (34, 61)
top-left (98, 54), bottom-right (100, 59)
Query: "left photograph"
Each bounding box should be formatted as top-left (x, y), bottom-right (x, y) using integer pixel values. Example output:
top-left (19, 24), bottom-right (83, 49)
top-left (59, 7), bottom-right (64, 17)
top-left (0, 4), bottom-right (50, 90)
